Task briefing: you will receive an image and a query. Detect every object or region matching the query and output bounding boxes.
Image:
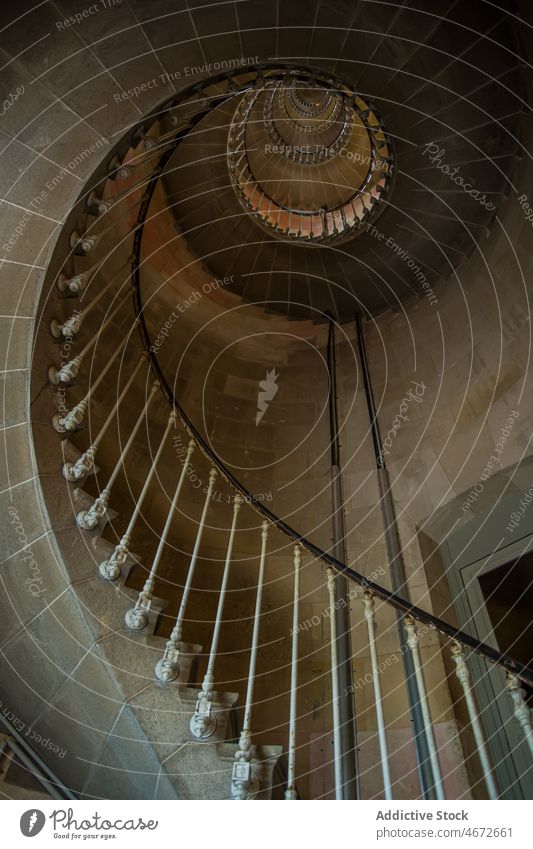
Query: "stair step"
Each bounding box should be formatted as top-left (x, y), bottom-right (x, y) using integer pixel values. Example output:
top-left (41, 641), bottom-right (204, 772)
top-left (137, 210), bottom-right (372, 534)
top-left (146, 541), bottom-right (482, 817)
top-left (120, 678), bottom-right (239, 755)
top-left (71, 574), bottom-right (166, 640)
top-left (96, 630), bottom-right (203, 701)
top-left (164, 741), bottom-right (283, 800)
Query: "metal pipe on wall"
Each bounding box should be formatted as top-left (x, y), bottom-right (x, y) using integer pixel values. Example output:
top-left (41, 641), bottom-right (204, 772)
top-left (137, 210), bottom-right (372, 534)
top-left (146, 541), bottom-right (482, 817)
top-left (326, 318), bottom-right (359, 800)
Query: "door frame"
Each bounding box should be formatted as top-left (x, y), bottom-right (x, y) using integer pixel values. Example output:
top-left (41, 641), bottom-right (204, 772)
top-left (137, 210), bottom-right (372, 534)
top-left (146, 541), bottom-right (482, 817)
top-left (434, 472), bottom-right (533, 799)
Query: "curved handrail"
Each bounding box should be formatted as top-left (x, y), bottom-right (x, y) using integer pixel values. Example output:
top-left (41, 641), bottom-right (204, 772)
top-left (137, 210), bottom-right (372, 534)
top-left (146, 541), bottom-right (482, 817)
top-left (123, 74), bottom-right (533, 689)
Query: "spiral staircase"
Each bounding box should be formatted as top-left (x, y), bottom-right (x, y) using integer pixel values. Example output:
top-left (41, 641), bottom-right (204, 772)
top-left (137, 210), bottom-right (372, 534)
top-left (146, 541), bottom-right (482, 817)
top-left (1, 0), bottom-right (533, 802)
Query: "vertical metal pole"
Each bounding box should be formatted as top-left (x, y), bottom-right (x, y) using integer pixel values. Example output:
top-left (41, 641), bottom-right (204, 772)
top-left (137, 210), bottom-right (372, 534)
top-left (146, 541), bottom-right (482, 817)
top-left (355, 313), bottom-right (436, 799)
top-left (326, 319), bottom-right (359, 800)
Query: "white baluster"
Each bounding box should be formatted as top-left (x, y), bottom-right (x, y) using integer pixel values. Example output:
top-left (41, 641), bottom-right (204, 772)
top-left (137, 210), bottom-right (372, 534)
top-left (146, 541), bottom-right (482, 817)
top-left (363, 592), bottom-right (393, 799)
top-left (49, 292), bottom-right (130, 385)
top-left (76, 380), bottom-right (160, 531)
top-left (70, 229), bottom-right (100, 255)
top-left (506, 673), bottom-right (533, 756)
top-left (50, 272), bottom-right (124, 339)
top-left (58, 271), bottom-right (90, 296)
top-left (107, 155), bottom-right (134, 180)
top-left (124, 438), bottom-right (196, 626)
top-left (404, 615), bottom-right (445, 800)
top-left (154, 468), bottom-right (218, 683)
top-left (285, 543), bottom-right (302, 800)
top-left (231, 520), bottom-right (270, 800)
top-left (327, 568), bottom-right (343, 800)
top-left (61, 352), bottom-right (144, 476)
top-left (99, 410), bottom-right (178, 580)
top-left (450, 641), bottom-right (498, 799)
top-left (190, 493), bottom-right (244, 739)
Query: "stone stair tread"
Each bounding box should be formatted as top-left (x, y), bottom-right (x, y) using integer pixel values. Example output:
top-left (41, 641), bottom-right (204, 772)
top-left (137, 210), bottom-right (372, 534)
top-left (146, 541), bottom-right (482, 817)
top-left (162, 741), bottom-right (283, 800)
top-left (80, 704), bottom-right (180, 800)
